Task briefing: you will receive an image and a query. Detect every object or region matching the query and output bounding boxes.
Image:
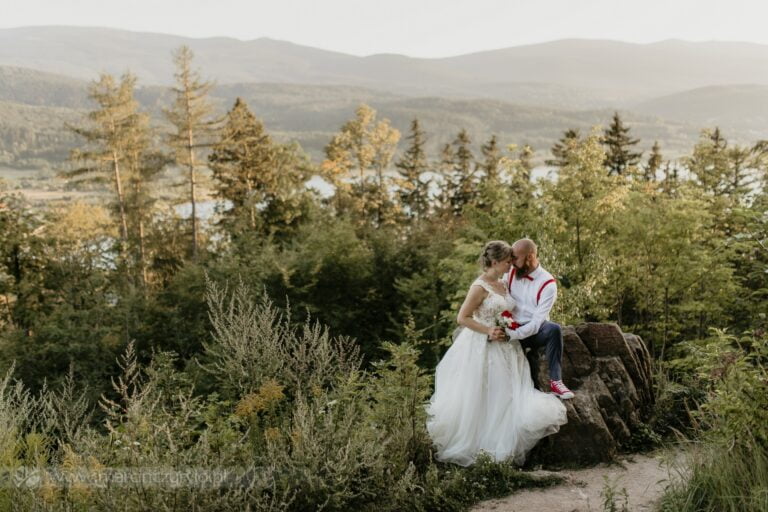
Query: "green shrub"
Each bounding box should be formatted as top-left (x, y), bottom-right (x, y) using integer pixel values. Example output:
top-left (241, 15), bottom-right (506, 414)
top-left (0, 279), bottom-right (568, 511)
top-left (659, 330), bottom-right (768, 511)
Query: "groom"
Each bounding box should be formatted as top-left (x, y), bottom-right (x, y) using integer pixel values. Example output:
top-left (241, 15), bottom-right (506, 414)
top-left (503, 238), bottom-right (574, 400)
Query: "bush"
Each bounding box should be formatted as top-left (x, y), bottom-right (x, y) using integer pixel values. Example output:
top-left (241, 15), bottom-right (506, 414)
top-left (0, 279), bottom-right (568, 510)
top-left (658, 329), bottom-right (768, 511)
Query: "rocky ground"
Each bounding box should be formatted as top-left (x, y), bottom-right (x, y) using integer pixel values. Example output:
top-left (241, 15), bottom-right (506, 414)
top-left (471, 449), bottom-right (682, 512)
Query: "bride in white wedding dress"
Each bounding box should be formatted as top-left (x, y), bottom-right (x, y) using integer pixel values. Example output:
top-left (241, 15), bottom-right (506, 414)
top-left (425, 240), bottom-right (567, 467)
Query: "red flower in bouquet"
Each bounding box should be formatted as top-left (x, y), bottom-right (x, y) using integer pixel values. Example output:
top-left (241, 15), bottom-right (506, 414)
top-left (496, 310), bottom-right (521, 330)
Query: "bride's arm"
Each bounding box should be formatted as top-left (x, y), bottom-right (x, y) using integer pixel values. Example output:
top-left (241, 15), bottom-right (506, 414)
top-left (457, 285), bottom-right (502, 337)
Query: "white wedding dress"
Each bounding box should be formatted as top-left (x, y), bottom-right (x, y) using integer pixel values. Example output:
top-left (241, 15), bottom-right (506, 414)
top-left (425, 277), bottom-right (568, 467)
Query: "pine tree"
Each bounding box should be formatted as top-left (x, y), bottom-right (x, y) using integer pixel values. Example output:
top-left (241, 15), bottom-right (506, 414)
top-left (725, 139), bottom-right (767, 204)
top-left (434, 142), bottom-right (455, 216)
top-left (517, 144), bottom-right (534, 183)
top-left (208, 98), bottom-right (308, 238)
top-left (687, 127), bottom-right (730, 197)
top-left (602, 112), bottom-right (642, 176)
top-left (546, 128), bottom-right (580, 168)
top-left (445, 129), bottom-right (477, 216)
top-left (0, 191), bottom-right (43, 331)
top-left (510, 144), bottom-right (535, 202)
top-left (661, 161), bottom-right (679, 197)
top-left (645, 141), bottom-right (663, 181)
top-left (125, 145), bottom-right (166, 287)
top-left (64, 72), bottom-right (147, 269)
top-left (209, 98), bottom-right (275, 231)
top-left (164, 45), bottom-right (219, 259)
top-left (321, 104), bottom-right (400, 227)
top-left (394, 118), bottom-right (431, 221)
top-left (480, 134), bottom-right (502, 181)
top-left (545, 130), bottom-right (614, 281)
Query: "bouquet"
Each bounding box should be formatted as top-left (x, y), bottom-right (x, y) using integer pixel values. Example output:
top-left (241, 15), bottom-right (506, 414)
top-left (496, 310), bottom-right (521, 331)
top-left (492, 310), bottom-right (521, 342)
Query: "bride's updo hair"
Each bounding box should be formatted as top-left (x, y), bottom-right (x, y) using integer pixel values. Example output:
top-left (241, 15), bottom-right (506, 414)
top-left (478, 240), bottom-right (513, 269)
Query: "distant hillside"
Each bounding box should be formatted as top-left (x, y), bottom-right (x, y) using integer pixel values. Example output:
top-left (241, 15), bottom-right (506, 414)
top-left (5, 27), bottom-right (768, 108)
top-left (0, 100), bottom-right (82, 168)
top-left (202, 86), bottom-right (704, 158)
top-left (0, 75), bottom-right (714, 170)
top-left (635, 84), bottom-right (768, 138)
top-left (0, 66), bottom-right (90, 108)
top-left (4, 51), bottom-right (768, 171)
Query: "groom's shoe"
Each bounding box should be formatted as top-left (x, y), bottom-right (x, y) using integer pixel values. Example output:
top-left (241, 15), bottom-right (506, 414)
top-left (550, 380), bottom-right (575, 400)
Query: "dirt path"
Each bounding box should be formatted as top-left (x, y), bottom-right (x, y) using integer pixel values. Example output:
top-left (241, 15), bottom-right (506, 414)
top-left (470, 450), bottom-right (680, 512)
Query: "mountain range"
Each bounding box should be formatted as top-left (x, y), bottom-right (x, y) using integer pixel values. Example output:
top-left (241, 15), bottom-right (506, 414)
top-left (2, 26), bottom-right (768, 169)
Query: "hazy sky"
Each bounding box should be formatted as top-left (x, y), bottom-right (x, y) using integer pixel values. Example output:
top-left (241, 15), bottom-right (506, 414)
top-left (2, 0), bottom-right (766, 57)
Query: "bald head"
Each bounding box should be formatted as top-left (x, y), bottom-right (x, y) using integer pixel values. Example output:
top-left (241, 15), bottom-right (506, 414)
top-left (512, 238), bottom-right (537, 257)
top-left (511, 238), bottom-right (539, 277)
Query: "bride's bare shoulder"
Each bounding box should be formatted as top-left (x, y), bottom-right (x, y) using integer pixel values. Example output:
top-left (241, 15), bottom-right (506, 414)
top-left (468, 278), bottom-right (490, 292)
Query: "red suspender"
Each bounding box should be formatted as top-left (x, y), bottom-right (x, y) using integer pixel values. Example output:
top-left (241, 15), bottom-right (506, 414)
top-left (507, 268), bottom-right (516, 292)
top-left (537, 279), bottom-right (556, 304)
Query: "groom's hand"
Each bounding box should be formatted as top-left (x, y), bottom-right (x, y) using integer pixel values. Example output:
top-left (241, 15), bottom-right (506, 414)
top-left (488, 327), bottom-right (506, 342)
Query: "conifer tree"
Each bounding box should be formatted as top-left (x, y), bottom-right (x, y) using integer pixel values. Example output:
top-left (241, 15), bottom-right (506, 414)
top-left (434, 142), bottom-right (455, 216)
top-left (209, 98), bottom-right (274, 230)
top-left (125, 145), bottom-right (166, 287)
top-left (687, 127), bottom-right (730, 196)
top-left (545, 130), bottom-right (615, 280)
top-left (518, 144), bottom-right (534, 179)
top-left (65, 72), bottom-right (148, 270)
top-left (209, 98), bottom-right (307, 236)
top-left (67, 73), bottom-right (165, 287)
top-left (602, 112), bottom-right (642, 176)
top-left (394, 118), bottom-right (431, 221)
top-left (322, 104), bottom-right (400, 227)
top-left (726, 138), bottom-right (768, 203)
top-left (661, 161), bottom-right (680, 197)
top-left (471, 142), bottom-right (538, 226)
top-left (445, 129), bottom-right (477, 216)
top-left (686, 127), bottom-right (762, 204)
top-left (645, 141), bottom-right (663, 181)
top-left (510, 144), bottom-right (535, 200)
top-left (480, 134), bottom-right (502, 181)
top-left (164, 45), bottom-right (219, 259)
top-left (546, 128), bottom-right (580, 168)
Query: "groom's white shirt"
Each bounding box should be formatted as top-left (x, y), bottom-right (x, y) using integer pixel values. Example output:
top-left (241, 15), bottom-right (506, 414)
top-left (502, 265), bottom-right (558, 340)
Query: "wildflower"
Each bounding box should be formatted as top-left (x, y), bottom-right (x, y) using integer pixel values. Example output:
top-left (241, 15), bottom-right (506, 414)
top-left (289, 427), bottom-right (302, 446)
top-left (264, 427), bottom-right (281, 442)
top-left (235, 378), bottom-right (285, 417)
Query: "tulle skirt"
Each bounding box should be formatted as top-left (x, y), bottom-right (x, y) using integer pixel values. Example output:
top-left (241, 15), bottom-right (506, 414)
top-left (425, 326), bottom-right (568, 467)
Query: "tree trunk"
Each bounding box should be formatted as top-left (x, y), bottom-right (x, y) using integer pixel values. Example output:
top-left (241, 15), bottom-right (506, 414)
top-left (139, 219), bottom-right (148, 288)
top-left (186, 130), bottom-right (198, 259)
top-left (188, 155), bottom-right (198, 259)
top-left (184, 83), bottom-right (199, 259)
top-left (112, 151), bottom-right (129, 249)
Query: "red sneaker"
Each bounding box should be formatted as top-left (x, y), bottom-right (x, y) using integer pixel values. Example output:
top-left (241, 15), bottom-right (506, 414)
top-left (550, 380), bottom-right (575, 400)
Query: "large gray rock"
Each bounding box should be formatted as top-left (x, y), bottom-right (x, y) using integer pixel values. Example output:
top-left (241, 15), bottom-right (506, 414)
top-left (527, 322), bottom-right (654, 466)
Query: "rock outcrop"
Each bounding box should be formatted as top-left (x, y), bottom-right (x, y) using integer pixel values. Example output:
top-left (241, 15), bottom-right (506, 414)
top-left (527, 322), bottom-right (654, 466)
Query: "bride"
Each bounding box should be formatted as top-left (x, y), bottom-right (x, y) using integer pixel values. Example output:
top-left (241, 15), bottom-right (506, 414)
top-left (425, 240), bottom-right (567, 467)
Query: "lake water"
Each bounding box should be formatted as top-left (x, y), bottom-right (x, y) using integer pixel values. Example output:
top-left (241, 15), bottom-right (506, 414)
top-left (173, 169), bottom-right (556, 221)
top-left (174, 175), bottom-right (335, 220)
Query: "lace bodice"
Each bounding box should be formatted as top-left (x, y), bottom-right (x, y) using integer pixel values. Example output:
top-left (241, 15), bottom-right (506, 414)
top-left (471, 278), bottom-right (517, 327)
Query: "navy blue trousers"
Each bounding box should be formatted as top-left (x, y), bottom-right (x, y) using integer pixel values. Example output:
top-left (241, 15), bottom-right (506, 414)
top-left (519, 320), bottom-right (563, 387)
